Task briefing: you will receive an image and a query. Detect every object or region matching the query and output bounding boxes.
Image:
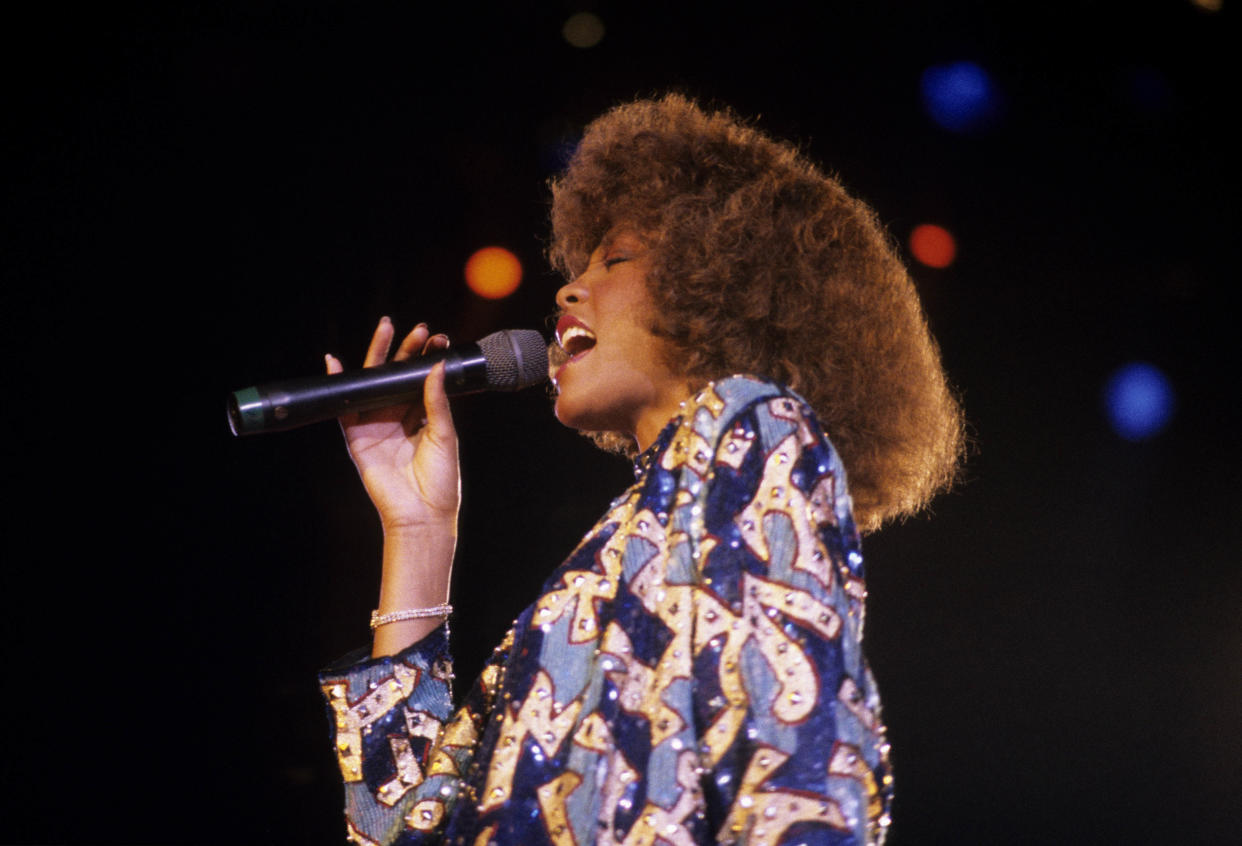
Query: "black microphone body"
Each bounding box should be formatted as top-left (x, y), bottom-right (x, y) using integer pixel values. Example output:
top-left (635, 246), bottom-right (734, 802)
top-left (228, 329), bottom-right (547, 436)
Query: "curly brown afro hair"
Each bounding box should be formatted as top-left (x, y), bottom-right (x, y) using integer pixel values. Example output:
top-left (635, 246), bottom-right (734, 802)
top-left (548, 94), bottom-right (964, 532)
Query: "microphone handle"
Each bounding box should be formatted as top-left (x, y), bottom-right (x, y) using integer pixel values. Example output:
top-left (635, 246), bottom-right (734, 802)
top-left (228, 345), bottom-right (488, 436)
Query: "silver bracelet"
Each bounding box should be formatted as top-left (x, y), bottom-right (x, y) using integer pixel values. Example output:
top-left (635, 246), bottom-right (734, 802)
top-left (370, 604), bottom-right (453, 630)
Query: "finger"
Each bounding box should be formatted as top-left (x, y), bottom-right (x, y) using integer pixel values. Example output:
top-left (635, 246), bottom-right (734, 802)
top-left (392, 323), bottom-right (431, 363)
top-left (422, 360), bottom-right (456, 440)
top-left (362, 316), bottom-right (396, 368)
top-left (421, 333), bottom-right (450, 356)
top-left (327, 354), bottom-right (359, 429)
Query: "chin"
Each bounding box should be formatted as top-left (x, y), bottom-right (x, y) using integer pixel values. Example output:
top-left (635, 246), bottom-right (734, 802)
top-left (553, 391), bottom-right (621, 436)
top-left (552, 393), bottom-right (591, 431)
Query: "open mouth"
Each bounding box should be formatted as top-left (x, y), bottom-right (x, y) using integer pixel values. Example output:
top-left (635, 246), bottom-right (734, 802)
top-left (556, 315), bottom-right (597, 361)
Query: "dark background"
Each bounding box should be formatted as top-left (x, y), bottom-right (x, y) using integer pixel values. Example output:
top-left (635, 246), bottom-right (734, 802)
top-left (3, 1), bottom-right (1237, 843)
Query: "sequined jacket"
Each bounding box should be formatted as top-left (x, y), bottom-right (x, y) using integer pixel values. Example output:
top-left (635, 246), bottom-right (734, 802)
top-left (319, 376), bottom-right (891, 845)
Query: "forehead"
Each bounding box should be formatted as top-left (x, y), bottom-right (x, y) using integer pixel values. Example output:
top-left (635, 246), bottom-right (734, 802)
top-left (593, 227), bottom-right (649, 255)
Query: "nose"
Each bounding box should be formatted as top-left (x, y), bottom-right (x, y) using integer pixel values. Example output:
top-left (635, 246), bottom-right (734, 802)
top-left (556, 277), bottom-right (588, 309)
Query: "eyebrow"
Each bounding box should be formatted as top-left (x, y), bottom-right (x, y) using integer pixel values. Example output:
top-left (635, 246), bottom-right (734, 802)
top-left (597, 228), bottom-right (623, 253)
top-left (599, 228), bottom-right (646, 253)
top-left (589, 231), bottom-right (623, 261)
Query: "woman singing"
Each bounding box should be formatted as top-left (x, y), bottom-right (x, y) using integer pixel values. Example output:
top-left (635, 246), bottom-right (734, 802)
top-left (316, 94), bottom-right (964, 845)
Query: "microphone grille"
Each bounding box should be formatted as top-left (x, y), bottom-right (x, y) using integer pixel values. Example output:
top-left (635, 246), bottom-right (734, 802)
top-left (478, 329), bottom-right (550, 391)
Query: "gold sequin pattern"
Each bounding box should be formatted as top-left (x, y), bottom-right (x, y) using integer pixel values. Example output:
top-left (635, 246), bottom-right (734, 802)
top-left (376, 737), bottom-right (422, 806)
top-left (600, 622), bottom-right (688, 748)
top-left (613, 752), bottom-right (704, 846)
top-left (719, 746), bottom-right (849, 845)
top-left (829, 742), bottom-right (884, 824)
top-left (321, 662), bottom-right (422, 782)
top-left (405, 798), bottom-right (445, 832)
top-left (480, 669), bottom-right (583, 812)
top-left (536, 771), bottom-right (584, 846)
top-left (736, 431), bottom-right (835, 590)
top-left (691, 573), bottom-right (829, 763)
top-left (426, 704), bottom-right (478, 778)
top-left (572, 711), bottom-right (613, 754)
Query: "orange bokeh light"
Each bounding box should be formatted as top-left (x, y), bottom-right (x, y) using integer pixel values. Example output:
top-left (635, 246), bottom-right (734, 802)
top-left (464, 246), bottom-right (523, 299)
top-left (909, 223), bottom-right (957, 269)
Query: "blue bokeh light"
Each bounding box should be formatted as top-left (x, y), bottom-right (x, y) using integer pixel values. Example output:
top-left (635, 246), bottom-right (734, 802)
top-left (920, 61), bottom-right (999, 132)
top-left (1104, 362), bottom-right (1175, 441)
top-left (1121, 66), bottom-right (1175, 115)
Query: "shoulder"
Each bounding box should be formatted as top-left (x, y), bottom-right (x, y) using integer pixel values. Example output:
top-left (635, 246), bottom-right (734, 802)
top-left (667, 375), bottom-right (846, 478)
top-left (661, 375), bottom-right (860, 548)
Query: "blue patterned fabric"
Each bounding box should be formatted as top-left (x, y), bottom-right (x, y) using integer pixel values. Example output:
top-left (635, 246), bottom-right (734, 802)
top-left (320, 376), bottom-right (891, 845)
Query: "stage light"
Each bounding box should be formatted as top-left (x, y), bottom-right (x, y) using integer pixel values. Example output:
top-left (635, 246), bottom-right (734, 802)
top-left (909, 223), bottom-right (957, 268)
top-left (465, 247), bottom-right (523, 300)
top-left (563, 12), bottom-right (605, 48)
top-left (1104, 362), bottom-right (1175, 441)
top-left (920, 61), bottom-right (999, 132)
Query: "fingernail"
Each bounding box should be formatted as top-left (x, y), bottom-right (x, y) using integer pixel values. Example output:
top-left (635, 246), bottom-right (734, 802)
top-left (380, 315), bottom-right (392, 326)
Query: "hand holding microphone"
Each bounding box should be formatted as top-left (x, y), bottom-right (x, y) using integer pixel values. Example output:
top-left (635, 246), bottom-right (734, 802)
top-left (226, 319), bottom-right (549, 651)
top-left (226, 318), bottom-right (549, 654)
top-left (334, 318), bottom-right (468, 652)
top-left (327, 319), bottom-right (467, 543)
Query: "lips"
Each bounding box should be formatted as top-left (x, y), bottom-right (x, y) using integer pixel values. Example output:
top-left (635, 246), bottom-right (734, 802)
top-left (555, 314), bottom-right (597, 360)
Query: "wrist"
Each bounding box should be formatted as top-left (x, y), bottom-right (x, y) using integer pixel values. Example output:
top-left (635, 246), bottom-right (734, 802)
top-left (381, 515), bottom-right (457, 539)
top-left (373, 528), bottom-right (456, 657)
top-left (378, 522), bottom-right (456, 602)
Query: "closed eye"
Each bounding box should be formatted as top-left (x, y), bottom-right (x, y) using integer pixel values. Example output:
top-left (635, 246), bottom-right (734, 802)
top-left (604, 257), bottom-right (628, 269)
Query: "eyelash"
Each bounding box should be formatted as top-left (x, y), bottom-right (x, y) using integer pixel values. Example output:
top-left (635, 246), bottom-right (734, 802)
top-left (604, 257), bottom-right (627, 269)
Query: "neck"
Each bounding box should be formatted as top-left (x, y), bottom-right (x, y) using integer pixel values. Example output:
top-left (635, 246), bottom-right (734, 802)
top-left (633, 382), bottom-right (696, 453)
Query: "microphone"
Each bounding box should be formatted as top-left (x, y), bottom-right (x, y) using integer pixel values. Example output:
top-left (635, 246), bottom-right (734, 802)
top-left (227, 329), bottom-right (548, 436)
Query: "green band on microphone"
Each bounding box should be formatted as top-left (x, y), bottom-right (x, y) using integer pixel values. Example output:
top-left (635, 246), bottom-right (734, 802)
top-left (228, 386), bottom-right (266, 436)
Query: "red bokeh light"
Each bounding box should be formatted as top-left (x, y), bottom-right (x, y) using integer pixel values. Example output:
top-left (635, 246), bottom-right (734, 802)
top-left (909, 223), bottom-right (957, 269)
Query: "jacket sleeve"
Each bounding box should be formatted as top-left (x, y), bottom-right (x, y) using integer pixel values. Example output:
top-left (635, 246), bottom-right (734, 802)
top-left (318, 625), bottom-right (514, 845)
top-left (678, 389), bottom-right (891, 845)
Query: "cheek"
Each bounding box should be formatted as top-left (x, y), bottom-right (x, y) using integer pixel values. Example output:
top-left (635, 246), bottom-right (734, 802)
top-left (635, 334), bottom-right (679, 379)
